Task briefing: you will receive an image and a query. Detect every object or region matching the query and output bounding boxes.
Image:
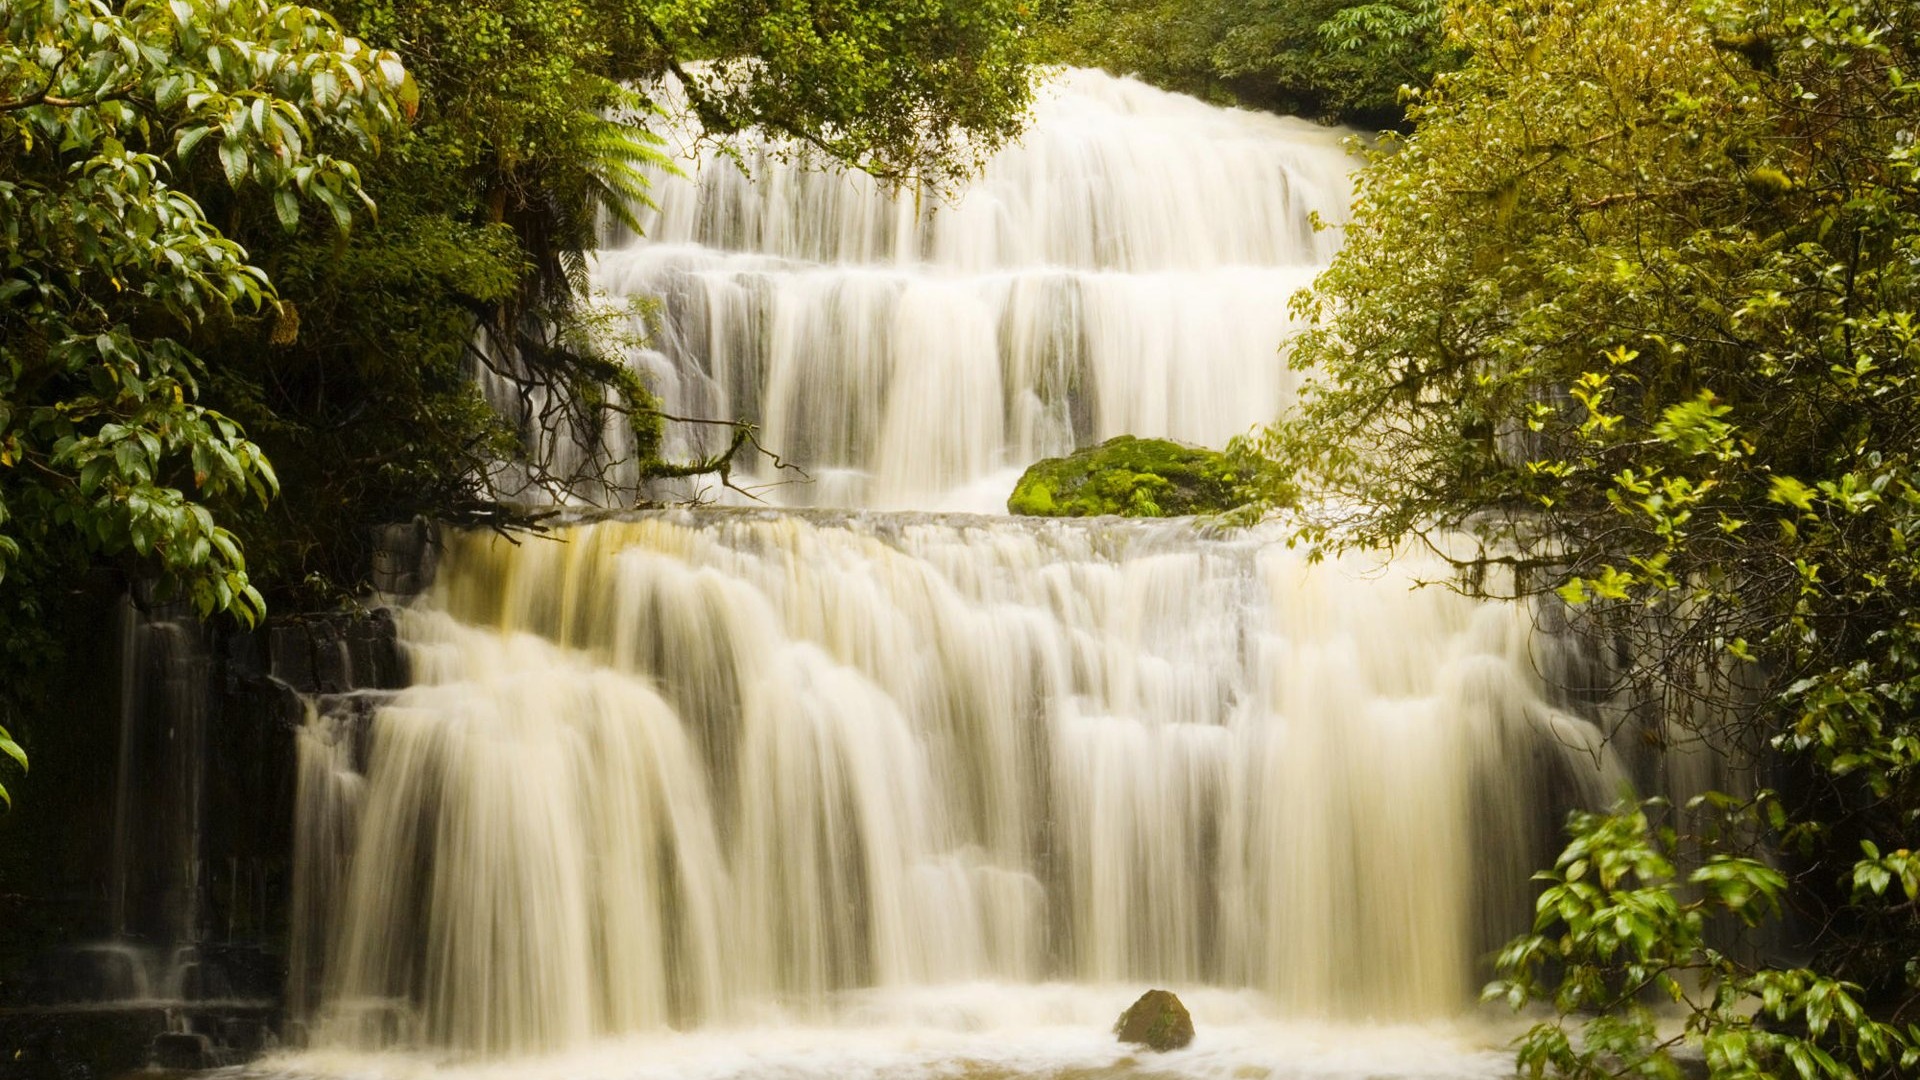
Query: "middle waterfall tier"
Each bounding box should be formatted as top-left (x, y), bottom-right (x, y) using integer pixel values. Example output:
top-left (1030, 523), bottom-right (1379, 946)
top-left (295, 512), bottom-right (1622, 1056)
top-left (571, 70), bottom-right (1356, 510)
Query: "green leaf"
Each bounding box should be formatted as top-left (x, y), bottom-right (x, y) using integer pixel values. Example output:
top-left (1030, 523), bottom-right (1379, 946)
top-left (218, 139), bottom-right (250, 186)
top-left (0, 725), bottom-right (26, 772)
top-left (273, 186), bottom-right (299, 232)
top-left (1769, 475), bottom-right (1816, 511)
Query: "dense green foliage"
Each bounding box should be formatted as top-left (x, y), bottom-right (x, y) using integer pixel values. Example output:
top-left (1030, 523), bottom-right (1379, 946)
top-left (654, 0), bottom-right (1036, 187)
top-left (1491, 799), bottom-right (1917, 1080)
top-left (1251, 0), bottom-right (1920, 1069)
top-left (0, 0), bottom-right (412, 801)
top-left (1039, 0), bottom-right (1450, 125)
top-left (1007, 436), bottom-right (1258, 518)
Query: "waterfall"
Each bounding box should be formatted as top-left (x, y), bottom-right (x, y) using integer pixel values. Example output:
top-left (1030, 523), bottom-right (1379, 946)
top-left (557, 68), bottom-right (1352, 510)
top-left (302, 516), bottom-right (1617, 1056)
top-left (289, 70), bottom-right (1627, 1070)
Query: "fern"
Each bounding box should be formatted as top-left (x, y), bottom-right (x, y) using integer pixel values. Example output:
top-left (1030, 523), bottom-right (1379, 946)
top-left (576, 82), bottom-right (680, 237)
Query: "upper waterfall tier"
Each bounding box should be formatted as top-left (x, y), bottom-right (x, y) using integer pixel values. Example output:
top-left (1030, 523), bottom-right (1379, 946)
top-left (626, 68), bottom-right (1354, 273)
top-left (575, 70), bottom-right (1357, 510)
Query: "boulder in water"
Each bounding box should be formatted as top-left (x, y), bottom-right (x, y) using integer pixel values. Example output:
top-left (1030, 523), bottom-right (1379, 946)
top-left (1113, 988), bottom-right (1194, 1052)
top-left (1007, 436), bottom-right (1255, 518)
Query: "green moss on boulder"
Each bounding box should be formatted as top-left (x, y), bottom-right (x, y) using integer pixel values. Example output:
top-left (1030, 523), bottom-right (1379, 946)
top-left (1007, 436), bottom-right (1250, 518)
top-left (1113, 988), bottom-right (1194, 1052)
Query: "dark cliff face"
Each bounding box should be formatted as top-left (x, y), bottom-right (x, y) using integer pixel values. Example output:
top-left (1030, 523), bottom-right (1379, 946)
top-left (0, 584), bottom-right (414, 1078)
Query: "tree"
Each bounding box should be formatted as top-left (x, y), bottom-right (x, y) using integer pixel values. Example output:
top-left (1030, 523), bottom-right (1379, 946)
top-left (1248, 0), bottom-right (1920, 1069)
top-left (0, 0), bottom-right (412, 801)
top-left (1038, 0), bottom-right (1450, 126)
top-left (649, 0), bottom-right (1036, 185)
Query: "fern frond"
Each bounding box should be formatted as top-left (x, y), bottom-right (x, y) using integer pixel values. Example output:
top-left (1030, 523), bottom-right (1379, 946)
top-left (558, 246), bottom-right (592, 298)
top-left (571, 80), bottom-right (682, 235)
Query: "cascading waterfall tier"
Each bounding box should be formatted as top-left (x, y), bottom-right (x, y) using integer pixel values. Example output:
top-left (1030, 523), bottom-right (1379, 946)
top-left (291, 70), bottom-right (1630, 1068)
top-left (299, 514), bottom-right (1618, 1055)
top-left (569, 68), bottom-right (1353, 510)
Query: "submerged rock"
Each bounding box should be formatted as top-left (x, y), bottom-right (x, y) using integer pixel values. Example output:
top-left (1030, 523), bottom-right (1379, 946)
top-left (1113, 988), bottom-right (1194, 1052)
top-left (151, 1032), bottom-right (213, 1070)
top-left (1007, 436), bottom-right (1253, 518)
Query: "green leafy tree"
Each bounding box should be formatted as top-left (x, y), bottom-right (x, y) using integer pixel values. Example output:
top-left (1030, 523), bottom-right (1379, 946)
top-left (650, 0), bottom-right (1036, 185)
top-left (1038, 0), bottom-right (1450, 125)
top-left (1248, 0), bottom-right (1920, 1067)
top-left (0, 0), bottom-right (411, 802)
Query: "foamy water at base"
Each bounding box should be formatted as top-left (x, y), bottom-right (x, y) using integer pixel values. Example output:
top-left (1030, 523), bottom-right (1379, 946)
top-left (256, 984), bottom-right (1516, 1080)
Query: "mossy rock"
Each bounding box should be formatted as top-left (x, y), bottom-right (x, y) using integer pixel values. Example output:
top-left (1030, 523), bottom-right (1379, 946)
top-left (1007, 436), bottom-right (1249, 518)
top-left (1113, 988), bottom-right (1194, 1052)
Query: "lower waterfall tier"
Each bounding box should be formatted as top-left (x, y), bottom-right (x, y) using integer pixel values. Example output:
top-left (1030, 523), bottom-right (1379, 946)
top-left (291, 512), bottom-right (1623, 1056)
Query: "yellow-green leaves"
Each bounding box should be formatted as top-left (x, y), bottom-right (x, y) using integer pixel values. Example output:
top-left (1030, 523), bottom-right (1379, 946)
top-left (1651, 392), bottom-right (1735, 458)
top-left (0, 722), bottom-right (24, 809)
top-left (1853, 840), bottom-right (1920, 903)
top-left (1769, 474), bottom-right (1816, 511)
top-left (1558, 564), bottom-right (1640, 605)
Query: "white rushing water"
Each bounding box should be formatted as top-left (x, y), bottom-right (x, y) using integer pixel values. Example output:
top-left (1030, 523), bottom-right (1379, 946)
top-left (499, 67), bottom-right (1354, 511)
top-left (280, 70), bottom-right (1629, 1078)
top-left (291, 515), bottom-right (1617, 1062)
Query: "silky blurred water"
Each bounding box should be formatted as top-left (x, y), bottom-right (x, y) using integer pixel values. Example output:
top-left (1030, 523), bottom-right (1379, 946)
top-left (274, 70), bottom-right (1587, 1080)
top-left (484, 69), bottom-right (1352, 510)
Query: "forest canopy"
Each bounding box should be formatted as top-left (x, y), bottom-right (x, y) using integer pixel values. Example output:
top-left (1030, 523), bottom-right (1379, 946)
top-left (1038, 0), bottom-right (1451, 126)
